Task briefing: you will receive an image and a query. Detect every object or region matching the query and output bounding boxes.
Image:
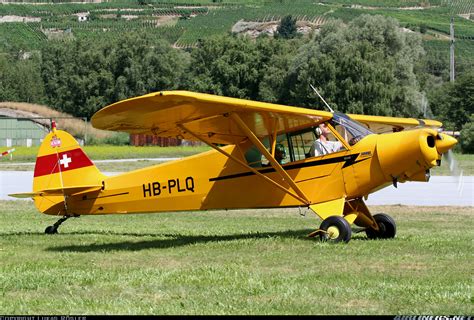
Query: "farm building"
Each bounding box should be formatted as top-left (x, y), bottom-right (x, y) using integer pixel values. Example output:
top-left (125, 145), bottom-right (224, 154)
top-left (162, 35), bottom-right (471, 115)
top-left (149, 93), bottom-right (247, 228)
top-left (0, 116), bottom-right (48, 147)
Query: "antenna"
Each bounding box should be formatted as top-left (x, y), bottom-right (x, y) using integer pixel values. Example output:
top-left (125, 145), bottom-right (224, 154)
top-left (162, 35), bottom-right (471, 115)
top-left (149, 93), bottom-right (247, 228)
top-left (310, 84), bottom-right (334, 113)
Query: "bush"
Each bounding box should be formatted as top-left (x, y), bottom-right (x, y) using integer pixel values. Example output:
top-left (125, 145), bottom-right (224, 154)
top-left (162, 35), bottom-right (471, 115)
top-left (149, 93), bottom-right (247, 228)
top-left (276, 15), bottom-right (297, 39)
top-left (460, 116), bottom-right (474, 154)
top-left (88, 132), bottom-right (130, 146)
top-left (419, 24), bottom-right (427, 34)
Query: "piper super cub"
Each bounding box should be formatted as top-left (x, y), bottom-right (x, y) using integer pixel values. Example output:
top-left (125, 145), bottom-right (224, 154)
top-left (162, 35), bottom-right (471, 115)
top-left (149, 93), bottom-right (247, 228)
top-left (10, 91), bottom-right (457, 243)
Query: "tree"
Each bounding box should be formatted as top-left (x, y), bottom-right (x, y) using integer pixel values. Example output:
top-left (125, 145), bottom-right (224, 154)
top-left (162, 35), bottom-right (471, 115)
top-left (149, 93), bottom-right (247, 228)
top-left (183, 35), bottom-right (298, 102)
top-left (280, 15), bottom-right (425, 116)
top-left (0, 52), bottom-right (45, 103)
top-left (276, 15), bottom-right (297, 39)
top-left (428, 70), bottom-right (474, 132)
top-left (460, 115), bottom-right (474, 153)
top-left (41, 34), bottom-right (188, 119)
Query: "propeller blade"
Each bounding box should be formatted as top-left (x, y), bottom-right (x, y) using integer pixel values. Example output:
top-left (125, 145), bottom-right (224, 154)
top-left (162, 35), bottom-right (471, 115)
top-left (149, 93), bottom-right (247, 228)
top-left (445, 150), bottom-right (464, 196)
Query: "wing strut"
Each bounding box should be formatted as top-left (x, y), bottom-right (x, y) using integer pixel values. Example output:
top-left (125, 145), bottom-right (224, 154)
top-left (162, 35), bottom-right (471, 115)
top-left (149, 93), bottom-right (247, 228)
top-left (177, 123), bottom-right (309, 205)
top-left (269, 117), bottom-right (278, 157)
top-left (229, 113), bottom-right (311, 205)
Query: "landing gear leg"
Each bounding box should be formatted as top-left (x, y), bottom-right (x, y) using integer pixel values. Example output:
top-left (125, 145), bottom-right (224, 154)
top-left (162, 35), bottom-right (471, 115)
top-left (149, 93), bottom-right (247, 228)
top-left (45, 215), bottom-right (75, 234)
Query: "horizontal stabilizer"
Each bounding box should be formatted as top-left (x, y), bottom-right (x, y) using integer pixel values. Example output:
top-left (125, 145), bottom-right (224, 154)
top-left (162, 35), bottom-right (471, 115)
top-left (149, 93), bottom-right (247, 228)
top-left (8, 192), bottom-right (40, 199)
top-left (9, 185), bottom-right (102, 199)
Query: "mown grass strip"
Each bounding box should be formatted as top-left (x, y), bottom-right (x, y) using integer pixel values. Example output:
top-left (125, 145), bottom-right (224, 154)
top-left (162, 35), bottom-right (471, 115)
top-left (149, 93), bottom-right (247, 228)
top-left (0, 201), bottom-right (471, 314)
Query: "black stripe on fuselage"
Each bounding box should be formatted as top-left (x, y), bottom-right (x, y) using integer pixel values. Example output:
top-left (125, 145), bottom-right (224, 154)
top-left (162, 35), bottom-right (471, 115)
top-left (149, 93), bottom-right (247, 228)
top-left (81, 192), bottom-right (130, 201)
top-left (209, 153), bottom-right (364, 182)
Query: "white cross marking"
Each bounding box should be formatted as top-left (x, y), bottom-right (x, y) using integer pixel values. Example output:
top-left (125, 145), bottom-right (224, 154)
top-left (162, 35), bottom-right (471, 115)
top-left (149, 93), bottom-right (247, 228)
top-left (59, 154), bottom-right (72, 168)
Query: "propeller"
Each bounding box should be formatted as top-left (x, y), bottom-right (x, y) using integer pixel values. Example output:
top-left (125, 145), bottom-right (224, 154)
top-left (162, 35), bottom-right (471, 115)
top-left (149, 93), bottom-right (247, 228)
top-left (444, 149), bottom-right (464, 196)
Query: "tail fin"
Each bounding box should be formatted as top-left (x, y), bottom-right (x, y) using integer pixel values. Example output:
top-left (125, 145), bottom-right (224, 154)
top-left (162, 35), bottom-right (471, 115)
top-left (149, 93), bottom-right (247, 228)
top-left (32, 122), bottom-right (105, 214)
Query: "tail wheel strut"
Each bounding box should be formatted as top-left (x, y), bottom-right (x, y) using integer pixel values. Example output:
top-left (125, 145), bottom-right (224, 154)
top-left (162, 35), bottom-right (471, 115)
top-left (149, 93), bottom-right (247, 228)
top-left (45, 215), bottom-right (77, 234)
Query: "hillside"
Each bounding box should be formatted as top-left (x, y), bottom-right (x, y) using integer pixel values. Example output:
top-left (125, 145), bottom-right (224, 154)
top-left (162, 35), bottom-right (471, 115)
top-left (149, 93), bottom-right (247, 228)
top-left (0, 0), bottom-right (472, 67)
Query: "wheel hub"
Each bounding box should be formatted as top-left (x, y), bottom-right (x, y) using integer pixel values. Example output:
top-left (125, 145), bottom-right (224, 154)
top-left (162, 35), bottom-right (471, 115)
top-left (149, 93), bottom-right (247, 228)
top-left (327, 226), bottom-right (340, 240)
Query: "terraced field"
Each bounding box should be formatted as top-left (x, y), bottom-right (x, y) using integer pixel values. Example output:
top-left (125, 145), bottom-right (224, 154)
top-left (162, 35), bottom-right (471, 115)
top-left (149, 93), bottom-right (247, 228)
top-left (0, 0), bottom-right (472, 82)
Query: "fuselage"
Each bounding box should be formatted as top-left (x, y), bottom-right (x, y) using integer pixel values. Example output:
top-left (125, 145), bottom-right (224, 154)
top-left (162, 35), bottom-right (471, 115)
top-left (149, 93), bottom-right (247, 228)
top-left (35, 125), bottom-right (455, 216)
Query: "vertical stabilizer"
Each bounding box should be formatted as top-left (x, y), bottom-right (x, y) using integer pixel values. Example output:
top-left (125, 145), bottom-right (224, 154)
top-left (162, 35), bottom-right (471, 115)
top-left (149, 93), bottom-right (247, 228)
top-left (32, 122), bottom-right (105, 214)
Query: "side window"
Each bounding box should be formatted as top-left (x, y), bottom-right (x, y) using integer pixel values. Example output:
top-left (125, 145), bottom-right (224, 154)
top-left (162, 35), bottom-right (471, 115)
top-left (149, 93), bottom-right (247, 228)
top-left (308, 123), bottom-right (347, 157)
top-left (244, 134), bottom-right (290, 167)
top-left (260, 135), bottom-right (290, 166)
top-left (289, 130), bottom-right (317, 161)
top-left (245, 145), bottom-right (263, 168)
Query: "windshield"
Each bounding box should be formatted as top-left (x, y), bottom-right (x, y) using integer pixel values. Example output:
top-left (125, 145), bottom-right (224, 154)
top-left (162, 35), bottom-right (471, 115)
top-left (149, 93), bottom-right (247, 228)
top-left (331, 112), bottom-right (373, 146)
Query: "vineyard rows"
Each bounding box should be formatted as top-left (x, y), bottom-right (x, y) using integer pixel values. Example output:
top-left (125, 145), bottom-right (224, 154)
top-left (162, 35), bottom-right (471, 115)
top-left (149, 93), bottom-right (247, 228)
top-left (1, 0), bottom-right (472, 67)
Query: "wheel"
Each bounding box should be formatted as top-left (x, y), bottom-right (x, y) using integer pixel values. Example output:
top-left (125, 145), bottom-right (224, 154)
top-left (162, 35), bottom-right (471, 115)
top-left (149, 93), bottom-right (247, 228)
top-left (366, 213), bottom-right (396, 239)
top-left (45, 225), bottom-right (58, 234)
top-left (319, 216), bottom-right (352, 243)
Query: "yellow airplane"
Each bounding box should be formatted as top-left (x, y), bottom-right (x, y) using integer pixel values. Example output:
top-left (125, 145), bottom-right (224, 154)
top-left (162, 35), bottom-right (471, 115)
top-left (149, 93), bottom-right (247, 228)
top-left (10, 91), bottom-right (457, 243)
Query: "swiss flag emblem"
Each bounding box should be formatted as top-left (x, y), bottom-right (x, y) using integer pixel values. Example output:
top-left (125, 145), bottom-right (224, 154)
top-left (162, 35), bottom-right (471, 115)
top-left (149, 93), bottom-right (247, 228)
top-left (59, 154), bottom-right (72, 168)
top-left (34, 149), bottom-right (93, 177)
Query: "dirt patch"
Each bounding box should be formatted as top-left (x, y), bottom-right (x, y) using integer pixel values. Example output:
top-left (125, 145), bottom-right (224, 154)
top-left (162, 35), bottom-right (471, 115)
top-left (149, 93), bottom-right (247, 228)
top-left (398, 6), bottom-right (432, 10)
top-left (422, 32), bottom-right (450, 41)
top-left (458, 13), bottom-right (473, 20)
top-left (0, 15), bottom-right (41, 23)
top-left (232, 18), bottom-right (325, 38)
top-left (99, 14), bottom-right (117, 19)
top-left (350, 4), bottom-right (437, 10)
top-left (400, 27), bottom-right (414, 33)
top-left (153, 15), bottom-right (179, 27)
top-left (102, 8), bottom-right (144, 12)
top-left (121, 15), bottom-right (139, 21)
top-left (42, 28), bottom-right (74, 41)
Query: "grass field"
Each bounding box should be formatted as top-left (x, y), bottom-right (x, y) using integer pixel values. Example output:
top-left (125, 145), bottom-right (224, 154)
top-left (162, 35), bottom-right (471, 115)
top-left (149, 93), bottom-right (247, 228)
top-left (0, 201), bottom-right (472, 314)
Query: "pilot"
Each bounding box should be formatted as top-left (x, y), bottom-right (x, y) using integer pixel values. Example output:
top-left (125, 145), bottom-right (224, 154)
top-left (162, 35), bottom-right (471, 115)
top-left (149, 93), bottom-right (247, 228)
top-left (309, 122), bottom-right (343, 157)
top-left (264, 143), bottom-right (286, 166)
top-left (274, 143), bottom-right (286, 164)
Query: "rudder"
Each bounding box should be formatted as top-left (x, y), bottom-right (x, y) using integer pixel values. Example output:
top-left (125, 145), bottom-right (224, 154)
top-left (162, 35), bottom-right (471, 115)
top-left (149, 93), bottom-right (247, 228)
top-left (33, 122), bottom-right (105, 215)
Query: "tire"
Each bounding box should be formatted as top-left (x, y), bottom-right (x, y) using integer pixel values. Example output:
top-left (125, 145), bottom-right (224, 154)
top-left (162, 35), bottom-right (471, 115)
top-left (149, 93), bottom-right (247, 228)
top-left (45, 226), bottom-right (57, 234)
top-left (319, 216), bottom-right (352, 243)
top-left (366, 213), bottom-right (396, 239)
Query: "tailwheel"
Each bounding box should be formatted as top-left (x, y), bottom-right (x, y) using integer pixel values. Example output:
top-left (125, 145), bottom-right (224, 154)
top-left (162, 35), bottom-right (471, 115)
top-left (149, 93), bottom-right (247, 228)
top-left (319, 216), bottom-right (352, 243)
top-left (44, 215), bottom-right (75, 235)
top-left (366, 213), bottom-right (396, 239)
top-left (45, 225), bottom-right (58, 234)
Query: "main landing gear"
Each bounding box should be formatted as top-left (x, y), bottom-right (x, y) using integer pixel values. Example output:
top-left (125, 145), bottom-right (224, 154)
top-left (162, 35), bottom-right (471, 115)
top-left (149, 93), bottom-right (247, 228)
top-left (45, 215), bottom-right (78, 234)
top-left (365, 213), bottom-right (396, 239)
top-left (318, 216), bottom-right (352, 243)
top-left (309, 199), bottom-right (397, 243)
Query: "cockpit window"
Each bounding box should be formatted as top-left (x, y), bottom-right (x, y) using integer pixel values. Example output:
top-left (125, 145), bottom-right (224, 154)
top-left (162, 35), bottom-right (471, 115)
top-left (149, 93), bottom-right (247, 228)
top-left (244, 113), bottom-right (373, 167)
top-left (331, 112), bottom-right (373, 146)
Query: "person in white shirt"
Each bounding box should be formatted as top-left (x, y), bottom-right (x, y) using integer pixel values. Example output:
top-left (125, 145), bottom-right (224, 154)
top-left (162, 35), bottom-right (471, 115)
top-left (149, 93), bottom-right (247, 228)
top-left (309, 122), bottom-right (343, 157)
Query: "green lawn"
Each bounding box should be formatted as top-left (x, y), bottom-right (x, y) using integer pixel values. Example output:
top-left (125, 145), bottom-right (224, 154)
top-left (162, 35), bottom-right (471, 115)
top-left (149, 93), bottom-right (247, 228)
top-left (0, 201), bottom-right (472, 315)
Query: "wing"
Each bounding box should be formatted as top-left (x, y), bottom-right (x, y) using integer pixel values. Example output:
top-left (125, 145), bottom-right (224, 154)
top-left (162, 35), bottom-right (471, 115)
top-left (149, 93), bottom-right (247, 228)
top-left (348, 114), bottom-right (443, 134)
top-left (91, 91), bottom-right (332, 144)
